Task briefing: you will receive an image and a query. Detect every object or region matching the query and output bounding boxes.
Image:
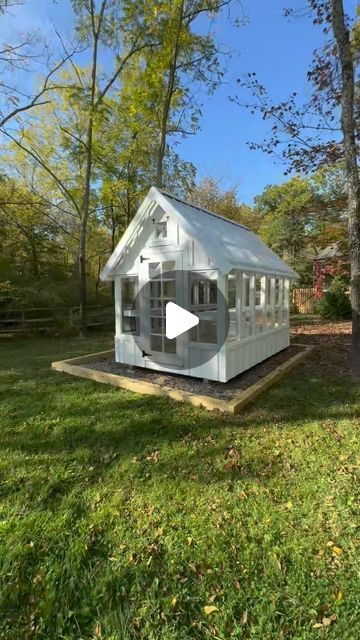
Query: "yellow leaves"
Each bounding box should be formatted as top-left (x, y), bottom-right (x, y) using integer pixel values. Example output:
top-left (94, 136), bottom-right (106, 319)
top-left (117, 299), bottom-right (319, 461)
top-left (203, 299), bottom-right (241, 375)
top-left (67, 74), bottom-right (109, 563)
top-left (334, 589), bottom-right (343, 602)
top-left (171, 596), bottom-right (177, 607)
top-left (285, 500), bottom-right (293, 510)
top-left (203, 605), bottom-right (218, 616)
top-left (187, 536), bottom-right (194, 547)
top-left (332, 546), bottom-right (343, 556)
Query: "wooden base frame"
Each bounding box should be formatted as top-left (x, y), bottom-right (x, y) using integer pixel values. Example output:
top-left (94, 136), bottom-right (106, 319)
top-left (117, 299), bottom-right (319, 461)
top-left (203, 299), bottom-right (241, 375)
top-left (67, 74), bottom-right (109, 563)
top-left (51, 344), bottom-right (314, 414)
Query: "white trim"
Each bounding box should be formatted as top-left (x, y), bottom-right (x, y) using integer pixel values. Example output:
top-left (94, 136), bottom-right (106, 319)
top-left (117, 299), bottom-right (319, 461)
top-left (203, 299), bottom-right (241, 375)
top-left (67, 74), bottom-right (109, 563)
top-left (101, 186), bottom-right (299, 281)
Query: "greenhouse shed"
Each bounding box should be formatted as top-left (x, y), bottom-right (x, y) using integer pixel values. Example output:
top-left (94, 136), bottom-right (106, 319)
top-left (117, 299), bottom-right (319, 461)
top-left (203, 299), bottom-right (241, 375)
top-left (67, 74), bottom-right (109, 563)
top-left (101, 186), bottom-right (298, 382)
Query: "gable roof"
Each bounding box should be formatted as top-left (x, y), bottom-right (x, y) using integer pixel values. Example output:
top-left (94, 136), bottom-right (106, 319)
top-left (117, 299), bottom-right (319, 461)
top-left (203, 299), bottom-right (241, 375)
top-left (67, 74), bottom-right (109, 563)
top-left (101, 186), bottom-right (299, 281)
top-left (315, 242), bottom-right (347, 261)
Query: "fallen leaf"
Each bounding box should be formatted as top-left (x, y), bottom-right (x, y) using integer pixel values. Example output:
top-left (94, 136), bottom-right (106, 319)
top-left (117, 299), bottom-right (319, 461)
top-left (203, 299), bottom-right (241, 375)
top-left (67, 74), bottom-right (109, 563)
top-left (241, 610), bottom-right (248, 625)
top-left (204, 605), bottom-right (218, 615)
top-left (171, 596), bottom-right (177, 607)
top-left (332, 546), bottom-right (342, 556)
top-left (323, 614), bottom-right (337, 627)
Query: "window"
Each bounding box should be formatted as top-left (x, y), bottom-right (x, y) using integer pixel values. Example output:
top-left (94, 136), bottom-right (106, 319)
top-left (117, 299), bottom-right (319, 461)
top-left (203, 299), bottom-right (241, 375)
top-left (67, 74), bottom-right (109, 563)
top-left (241, 274), bottom-right (252, 338)
top-left (266, 277), bottom-right (271, 306)
top-left (121, 277), bottom-right (137, 309)
top-left (189, 271), bottom-right (218, 344)
top-left (228, 275), bottom-right (236, 310)
top-left (282, 279), bottom-right (289, 325)
top-left (149, 260), bottom-right (176, 354)
top-left (255, 276), bottom-right (262, 307)
top-left (154, 220), bottom-right (167, 239)
top-left (265, 276), bottom-right (274, 329)
top-left (121, 276), bottom-right (139, 334)
top-left (228, 274), bottom-right (237, 340)
top-left (255, 276), bottom-right (264, 334)
top-left (275, 278), bottom-right (281, 326)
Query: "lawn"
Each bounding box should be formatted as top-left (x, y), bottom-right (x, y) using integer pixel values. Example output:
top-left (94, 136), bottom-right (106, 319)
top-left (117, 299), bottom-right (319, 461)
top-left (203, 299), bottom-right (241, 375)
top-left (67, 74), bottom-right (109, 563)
top-left (0, 324), bottom-right (359, 640)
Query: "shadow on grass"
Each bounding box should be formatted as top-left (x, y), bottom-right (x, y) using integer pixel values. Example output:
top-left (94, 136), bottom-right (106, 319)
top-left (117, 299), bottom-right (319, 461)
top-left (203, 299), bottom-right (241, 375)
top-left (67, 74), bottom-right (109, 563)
top-left (1, 330), bottom-right (358, 506)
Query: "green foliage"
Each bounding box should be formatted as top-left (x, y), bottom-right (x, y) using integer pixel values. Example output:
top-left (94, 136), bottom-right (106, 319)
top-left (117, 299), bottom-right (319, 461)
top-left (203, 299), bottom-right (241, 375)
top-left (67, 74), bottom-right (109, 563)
top-left (317, 276), bottom-right (352, 319)
top-left (254, 172), bottom-right (348, 286)
top-left (188, 177), bottom-right (260, 231)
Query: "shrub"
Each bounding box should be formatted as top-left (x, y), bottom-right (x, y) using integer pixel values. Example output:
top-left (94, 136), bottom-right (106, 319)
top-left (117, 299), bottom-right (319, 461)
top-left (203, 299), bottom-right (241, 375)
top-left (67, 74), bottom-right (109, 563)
top-left (317, 276), bottom-right (351, 320)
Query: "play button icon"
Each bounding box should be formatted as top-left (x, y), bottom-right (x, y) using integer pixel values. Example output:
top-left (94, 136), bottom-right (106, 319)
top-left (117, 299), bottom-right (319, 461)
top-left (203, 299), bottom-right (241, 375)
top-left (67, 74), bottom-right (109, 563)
top-left (165, 302), bottom-right (199, 339)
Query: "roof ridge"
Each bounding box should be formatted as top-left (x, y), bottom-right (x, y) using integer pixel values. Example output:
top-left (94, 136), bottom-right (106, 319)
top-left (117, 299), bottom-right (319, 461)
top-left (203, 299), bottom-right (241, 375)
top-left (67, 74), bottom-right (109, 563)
top-left (157, 188), bottom-right (251, 232)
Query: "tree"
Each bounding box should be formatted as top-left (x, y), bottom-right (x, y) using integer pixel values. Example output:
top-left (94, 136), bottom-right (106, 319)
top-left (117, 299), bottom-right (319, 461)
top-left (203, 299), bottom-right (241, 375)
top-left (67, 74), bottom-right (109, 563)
top-left (71, 0), bottom-right (159, 335)
top-left (188, 177), bottom-right (259, 231)
top-left (132, 0), bottom-right (235, 188)
top-left (330, 0), bottom-right (360, 373)
top-left (0, 1), bottom-right (79, 132)
top-left (234, 0), bottom-right (360, 375)
top-left (254, 177), bottom-right (313, 282)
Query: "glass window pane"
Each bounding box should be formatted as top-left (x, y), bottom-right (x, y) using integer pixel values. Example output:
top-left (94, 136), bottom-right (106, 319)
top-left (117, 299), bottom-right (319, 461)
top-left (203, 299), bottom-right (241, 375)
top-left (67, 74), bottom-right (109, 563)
top-left (228, 276), bottom-right (236, 309)
top-left (199, 320), bottom-right (217, 344)
top-left (149, 262), bottom-right (161, 279)
top-left (155, 221), bottom-right (167, 238)
top-left (164, 338), bottom-right (176, 354)
top-left (266, 278), bottom-right (271, 305)
top-left (243, 275), bottom-right (250, 308)
top-left (209, 281), bottom-right (217, 305)
top-left (162, 260), bottom-right (175, 277)
top-left (151, 317), bottom-right (164, 333)
top-left (241, 310), bottom-right (252, 338)
top-left (255, 308), bottom-right (264, 333)
top-left (255, 277), bottom-right (262, 307)
top-left (150, 280), bottom-right (161, 298)
top-left (122, 316), bottom-right (138, 334)
top-left (275, 278), bottom-right (280, 305)
top-left (163, 280), bottom-right (175, 298)
top-left (150, 334), bottom-right (162, 351)
top-left (198, 280), bottom-right (206, 305)
top-left (121, 277), bottom-right (137, 309)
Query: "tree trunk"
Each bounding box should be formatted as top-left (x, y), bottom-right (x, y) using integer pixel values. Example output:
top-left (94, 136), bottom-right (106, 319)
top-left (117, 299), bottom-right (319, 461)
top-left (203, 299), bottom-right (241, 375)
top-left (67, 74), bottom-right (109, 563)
top-left (78, 114), bottom-right (94, 337)
top-left (78, 1), bottom-right (101, 337)
top-left (155, 1), bottom-right (184, 189)
top-left (330, 0), bottom-right (360, 376)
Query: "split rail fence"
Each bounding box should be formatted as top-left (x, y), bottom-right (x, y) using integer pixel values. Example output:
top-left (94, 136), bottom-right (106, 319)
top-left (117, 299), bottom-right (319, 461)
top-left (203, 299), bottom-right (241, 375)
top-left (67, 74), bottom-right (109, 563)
top-left (0, 305), bottom-right (114, 334)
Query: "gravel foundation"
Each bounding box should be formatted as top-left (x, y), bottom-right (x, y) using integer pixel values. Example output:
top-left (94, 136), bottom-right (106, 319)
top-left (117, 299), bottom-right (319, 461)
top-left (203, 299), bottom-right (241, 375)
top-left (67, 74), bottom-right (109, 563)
top-left (82, 344), bottom-right (305, 401)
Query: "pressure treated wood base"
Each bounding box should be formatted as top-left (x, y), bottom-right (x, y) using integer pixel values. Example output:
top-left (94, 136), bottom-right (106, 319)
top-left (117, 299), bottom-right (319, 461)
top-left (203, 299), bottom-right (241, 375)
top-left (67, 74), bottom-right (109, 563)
top-left (51, 344), bottom-right (314, 414)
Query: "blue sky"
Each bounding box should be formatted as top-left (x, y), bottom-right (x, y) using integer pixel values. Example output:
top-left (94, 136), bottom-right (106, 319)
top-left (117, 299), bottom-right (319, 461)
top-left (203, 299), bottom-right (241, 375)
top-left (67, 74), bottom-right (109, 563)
top-left (1, 0), bottom-right (358, 204)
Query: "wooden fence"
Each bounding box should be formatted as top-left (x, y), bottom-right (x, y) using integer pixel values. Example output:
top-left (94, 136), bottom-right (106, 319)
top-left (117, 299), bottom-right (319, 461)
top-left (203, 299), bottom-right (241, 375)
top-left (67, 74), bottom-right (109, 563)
top-left (291, 288), bottom-right (317, 314)
top-left (0, 305), bottom-right (114, 334)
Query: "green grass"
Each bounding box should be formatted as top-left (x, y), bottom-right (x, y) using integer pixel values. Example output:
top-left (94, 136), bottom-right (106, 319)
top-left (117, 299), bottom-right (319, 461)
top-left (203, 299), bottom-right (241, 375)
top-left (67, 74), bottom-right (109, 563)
top-left (0, 334), bottom-right (359, 640)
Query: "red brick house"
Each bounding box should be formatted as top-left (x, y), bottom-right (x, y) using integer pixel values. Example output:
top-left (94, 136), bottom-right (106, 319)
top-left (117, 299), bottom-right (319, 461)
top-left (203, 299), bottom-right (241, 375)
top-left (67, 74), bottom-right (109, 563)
top-left (313, 242), bottom-right (350, 298)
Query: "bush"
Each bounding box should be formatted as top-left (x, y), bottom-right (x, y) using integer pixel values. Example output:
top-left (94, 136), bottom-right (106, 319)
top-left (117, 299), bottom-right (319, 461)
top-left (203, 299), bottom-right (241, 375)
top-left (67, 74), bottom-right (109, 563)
top-left (317, 276), bottom-right (351, 320)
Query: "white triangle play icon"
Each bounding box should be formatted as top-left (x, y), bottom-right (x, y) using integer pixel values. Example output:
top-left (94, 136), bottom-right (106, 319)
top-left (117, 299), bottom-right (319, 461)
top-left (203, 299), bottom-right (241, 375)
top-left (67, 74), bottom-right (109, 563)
top-left (166, 302), bottom-right (199, 340)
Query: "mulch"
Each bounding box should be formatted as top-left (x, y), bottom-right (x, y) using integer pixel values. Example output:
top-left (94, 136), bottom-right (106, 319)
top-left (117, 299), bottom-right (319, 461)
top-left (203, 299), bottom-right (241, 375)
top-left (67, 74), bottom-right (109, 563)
top-left (83, 343), bottom-right (307, 401)
top-left (290, 320), bottom-right (352, 378)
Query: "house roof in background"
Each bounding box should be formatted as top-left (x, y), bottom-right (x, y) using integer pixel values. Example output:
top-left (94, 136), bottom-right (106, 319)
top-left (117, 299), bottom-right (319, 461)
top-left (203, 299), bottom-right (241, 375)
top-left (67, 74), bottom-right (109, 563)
top-left (315, 242), bottom-right (347, 260)
top-left (101, 187), bottom-right (299, 281)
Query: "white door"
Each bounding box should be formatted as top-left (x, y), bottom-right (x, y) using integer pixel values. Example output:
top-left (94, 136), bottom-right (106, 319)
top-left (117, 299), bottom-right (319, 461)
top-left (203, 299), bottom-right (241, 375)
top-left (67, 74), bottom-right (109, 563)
top-left (139, 250), bottom-right (184, 367)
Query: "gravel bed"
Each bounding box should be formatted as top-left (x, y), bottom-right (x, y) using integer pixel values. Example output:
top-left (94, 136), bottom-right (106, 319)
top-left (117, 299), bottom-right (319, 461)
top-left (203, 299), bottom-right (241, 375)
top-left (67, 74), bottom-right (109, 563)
top-left (82, 344), bottom-right (305, 401)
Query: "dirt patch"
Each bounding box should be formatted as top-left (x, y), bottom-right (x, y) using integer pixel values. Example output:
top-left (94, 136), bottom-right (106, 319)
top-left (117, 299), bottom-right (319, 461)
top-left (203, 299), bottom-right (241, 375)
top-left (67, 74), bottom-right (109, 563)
top-left (82, 344), bottom-right (306, 401)
top-left (290, 320), bottom-right (351, 378)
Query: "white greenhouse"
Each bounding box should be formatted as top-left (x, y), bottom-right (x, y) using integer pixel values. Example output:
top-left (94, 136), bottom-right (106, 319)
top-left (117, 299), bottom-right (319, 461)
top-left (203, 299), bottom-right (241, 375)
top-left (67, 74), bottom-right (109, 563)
top-left (101, 186), bottom-right (298, 382)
